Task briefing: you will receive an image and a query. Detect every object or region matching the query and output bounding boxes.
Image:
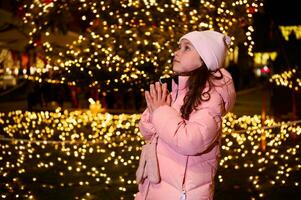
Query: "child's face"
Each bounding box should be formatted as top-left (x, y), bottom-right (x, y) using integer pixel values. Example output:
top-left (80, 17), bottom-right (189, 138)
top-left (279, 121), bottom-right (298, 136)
top-left (173, 39), bottom-right (204, 73)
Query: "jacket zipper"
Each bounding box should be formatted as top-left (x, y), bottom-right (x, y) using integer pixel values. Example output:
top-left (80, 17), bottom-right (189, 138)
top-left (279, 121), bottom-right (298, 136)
top-left (180, 156), bottom-right (189, 200)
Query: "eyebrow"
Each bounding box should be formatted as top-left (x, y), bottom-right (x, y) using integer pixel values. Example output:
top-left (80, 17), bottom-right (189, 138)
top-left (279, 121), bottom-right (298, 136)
top-left (179, 40), bottom-right (193, 46)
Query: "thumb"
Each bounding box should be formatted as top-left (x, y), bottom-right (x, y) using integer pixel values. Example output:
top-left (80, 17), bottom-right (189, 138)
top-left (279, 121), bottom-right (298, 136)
top-left (167, 93), bottom-right (172, 105)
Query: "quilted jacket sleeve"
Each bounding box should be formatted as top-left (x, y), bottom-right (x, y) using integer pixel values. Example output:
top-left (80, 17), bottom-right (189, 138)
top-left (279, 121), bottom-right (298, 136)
top-left (138, 108), bottom-right (156, 141)
top-left (151, 105), bottom-right (222, 156)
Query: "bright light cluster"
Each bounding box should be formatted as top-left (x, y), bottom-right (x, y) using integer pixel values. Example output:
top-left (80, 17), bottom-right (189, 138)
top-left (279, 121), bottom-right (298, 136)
top-left (0, 109), bottom-right (142, 199)
top-left (269, 68), bottom-right (301, 92)
top-left (20, 0), bottom-right (263, 87)
top-left (0, 110), bottom-right (300, 199)
top-left (221, 113), bottom-right (301, 198)
top-left (279, 26), bottom-right (301, 41)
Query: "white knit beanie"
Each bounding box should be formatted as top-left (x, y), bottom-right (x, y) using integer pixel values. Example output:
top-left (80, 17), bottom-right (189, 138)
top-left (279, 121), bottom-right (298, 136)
top-left (179, 30), bottom-right (231, 71)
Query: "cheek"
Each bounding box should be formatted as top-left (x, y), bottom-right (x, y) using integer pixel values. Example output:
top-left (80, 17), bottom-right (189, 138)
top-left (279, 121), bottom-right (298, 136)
top-left (191, 55), bottom-right (203, 67)
top-left (193, 59), bottom-right (202, 67)
top-left (183, 56), bottom-right (201, 67)
top-left (173, 54), bottom-right (202, 72)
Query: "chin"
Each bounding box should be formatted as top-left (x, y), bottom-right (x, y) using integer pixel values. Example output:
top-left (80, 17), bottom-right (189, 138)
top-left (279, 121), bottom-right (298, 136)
top-left (172, 67), bottom-right (183, 74)
top-left (172, 69), bottom-right (179, 74)
top-left (172, 65), bottom-right (180, 73)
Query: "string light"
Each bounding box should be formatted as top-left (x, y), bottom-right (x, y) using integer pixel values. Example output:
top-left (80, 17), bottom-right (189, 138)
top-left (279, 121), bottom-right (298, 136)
top-left (19, 0), bottom-right (263, 86)
top-left (1, 110), bottom-right (300, 199)
top-left (270, 68), bottom-right (301, 92)
top-left (279, 26), bottom-right (301, 41)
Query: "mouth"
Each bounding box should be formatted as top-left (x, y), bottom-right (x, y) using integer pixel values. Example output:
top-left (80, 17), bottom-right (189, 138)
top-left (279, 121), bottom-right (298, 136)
top-left (173, 59), bottom-right (179, 63)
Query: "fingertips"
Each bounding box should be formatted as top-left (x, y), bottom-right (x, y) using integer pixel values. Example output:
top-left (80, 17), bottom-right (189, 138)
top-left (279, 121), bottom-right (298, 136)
top-left (155, 81), bottom-right (161, 99)
top-left (155, 81), bottom-right (161, 91)
top-left (150, 84), bottom-right (156, 99)
top-left (150, 84), bottom-right (154, 91)
top-left (145, 91), bottom-right (150, 99)
top-left (155, 81), bottom-right (161, 88)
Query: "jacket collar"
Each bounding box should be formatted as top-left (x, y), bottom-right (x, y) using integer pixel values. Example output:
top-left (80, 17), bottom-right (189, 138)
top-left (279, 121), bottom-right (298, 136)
top-left (172, 75), bottom-right (189, 91)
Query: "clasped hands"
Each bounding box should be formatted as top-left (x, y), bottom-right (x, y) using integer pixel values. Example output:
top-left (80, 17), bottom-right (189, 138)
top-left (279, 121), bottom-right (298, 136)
top-left (145, 82), bottom-right (172, 113)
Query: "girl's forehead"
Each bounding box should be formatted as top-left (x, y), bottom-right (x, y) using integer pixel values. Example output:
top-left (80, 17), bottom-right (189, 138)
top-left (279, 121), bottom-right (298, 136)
top-left (179, 39), bottom-right (192, 45)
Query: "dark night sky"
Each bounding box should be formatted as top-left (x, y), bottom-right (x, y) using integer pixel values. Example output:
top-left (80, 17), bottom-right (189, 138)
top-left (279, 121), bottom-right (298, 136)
top-left (253, 0), bottom-right (301, 51)
top-left (264, 0), bottom-right (301, 25)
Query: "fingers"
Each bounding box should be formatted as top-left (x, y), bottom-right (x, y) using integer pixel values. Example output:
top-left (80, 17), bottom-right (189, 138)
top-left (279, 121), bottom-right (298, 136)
top-left (166, 93), bottom-right (172, 105)
top-left (147, 82), bottom-right (171, 112)
top-left (150, 84), bottom-right (157, 101)
top-left (145, 91), bottom-right (153, 112)
top-left (161, 83), bottom-right (167, 101)
top-left (155, 82), bottom-right (162, 100)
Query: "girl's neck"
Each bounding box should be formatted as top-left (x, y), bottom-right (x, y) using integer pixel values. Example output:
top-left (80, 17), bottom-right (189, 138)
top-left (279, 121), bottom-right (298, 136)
top-left (174, 71), bottom-right (193, 76)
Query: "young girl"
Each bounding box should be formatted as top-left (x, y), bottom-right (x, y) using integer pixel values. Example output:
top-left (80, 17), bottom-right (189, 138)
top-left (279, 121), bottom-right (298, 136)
top-left (135, 30), bottom-right (236, 200)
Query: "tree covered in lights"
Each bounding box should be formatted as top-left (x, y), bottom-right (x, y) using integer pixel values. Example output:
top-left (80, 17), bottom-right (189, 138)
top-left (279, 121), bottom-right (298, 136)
top-left (18, 0), bottom-right (263, 89)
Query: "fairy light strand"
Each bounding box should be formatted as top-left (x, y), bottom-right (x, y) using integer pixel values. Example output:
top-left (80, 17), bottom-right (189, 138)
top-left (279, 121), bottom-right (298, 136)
top-left (269, 68), bottom-right (301, 92)
top-left (19, 0), bottom-right (263, 87)
top-left (0, 110), bottom-right (300, 199)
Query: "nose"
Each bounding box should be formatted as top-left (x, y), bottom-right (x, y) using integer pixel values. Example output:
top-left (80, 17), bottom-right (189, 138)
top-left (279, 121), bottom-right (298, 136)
top-left (174, 49), bottom-right (180, 58)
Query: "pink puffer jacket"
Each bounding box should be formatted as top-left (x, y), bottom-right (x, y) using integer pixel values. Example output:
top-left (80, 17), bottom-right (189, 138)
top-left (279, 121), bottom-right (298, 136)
top-left (135, 68), bottom-right (236, 200)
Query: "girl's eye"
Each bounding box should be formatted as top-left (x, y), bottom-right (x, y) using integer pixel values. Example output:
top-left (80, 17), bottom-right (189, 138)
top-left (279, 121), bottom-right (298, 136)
top-left (184, 46), bottom-right (190, 50)
top-left (178, 44), bottom-right (190, 50)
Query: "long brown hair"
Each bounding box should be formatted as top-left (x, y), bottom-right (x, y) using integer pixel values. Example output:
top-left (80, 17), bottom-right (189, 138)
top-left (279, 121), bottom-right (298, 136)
top-left (180, 65), bottom-right (224, 120)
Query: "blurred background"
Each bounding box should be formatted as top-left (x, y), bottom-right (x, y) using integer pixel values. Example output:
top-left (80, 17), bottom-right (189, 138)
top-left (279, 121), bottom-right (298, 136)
top-left (0, 0), bottom-right (300, 199)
